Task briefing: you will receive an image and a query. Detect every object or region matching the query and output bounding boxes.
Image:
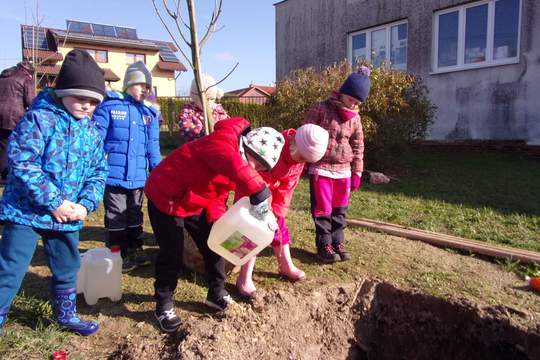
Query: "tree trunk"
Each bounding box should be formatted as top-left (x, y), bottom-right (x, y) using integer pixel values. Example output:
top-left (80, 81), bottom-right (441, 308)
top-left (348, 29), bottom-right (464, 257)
top-left (186, 0), bottom-right (213, 135)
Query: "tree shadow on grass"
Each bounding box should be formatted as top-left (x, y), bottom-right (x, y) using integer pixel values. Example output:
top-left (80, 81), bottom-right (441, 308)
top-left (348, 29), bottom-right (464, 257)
top-left (79, 226), bottom-right (156, 246)
top-left (256, 245), bottom-right (319, 265)
top-left (357, 151), bottom-right (540, 217)
top-left (290, 246), bottom-right (319, 265)
top-left (15, 271), bottom-right (160, 327)
top-left (26, 232), bottom-right (158, 269)
top-left (10, 237), bottom-right (233, 329)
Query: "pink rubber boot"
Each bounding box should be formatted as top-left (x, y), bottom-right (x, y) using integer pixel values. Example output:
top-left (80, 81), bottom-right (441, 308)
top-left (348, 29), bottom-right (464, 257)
top-left (274, 244), bottom-right (305, 281)
top-left (236, 257), bottom-right (257, 297)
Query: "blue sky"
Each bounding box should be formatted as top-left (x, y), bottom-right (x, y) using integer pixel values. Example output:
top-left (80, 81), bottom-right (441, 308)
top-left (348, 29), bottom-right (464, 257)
top-left (0, 0), bottom-right (277, 94)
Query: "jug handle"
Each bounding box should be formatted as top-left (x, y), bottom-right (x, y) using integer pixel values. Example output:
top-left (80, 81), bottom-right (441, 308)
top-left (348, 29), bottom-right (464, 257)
top-left (267, 216), bottom-right (278, 232)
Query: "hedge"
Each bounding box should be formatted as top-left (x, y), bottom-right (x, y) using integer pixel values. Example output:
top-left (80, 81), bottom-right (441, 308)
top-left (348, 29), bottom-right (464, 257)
top-left (156, 97), bottom-right (271, 132)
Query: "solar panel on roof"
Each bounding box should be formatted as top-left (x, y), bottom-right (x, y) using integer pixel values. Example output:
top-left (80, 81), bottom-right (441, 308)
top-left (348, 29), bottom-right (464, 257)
top-left (22, 26), bottom-right (49, 50)
top-left (92, 24), bottom-right (116, 37)
top-left (115, 27), bottom-right (138, 40)
top-left (65, 20), bottom-right (140, 41)
top-left (158, 43), bottom-right (179, 62)
top-left (67, 20), bottom-right (93, 35)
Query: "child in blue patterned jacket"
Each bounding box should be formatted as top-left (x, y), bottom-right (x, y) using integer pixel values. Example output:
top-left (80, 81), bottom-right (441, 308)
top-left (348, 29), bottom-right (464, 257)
top-left (93, 61), bottom-right (161, 273)
top-left (0, 49), bottom-right (108, 336)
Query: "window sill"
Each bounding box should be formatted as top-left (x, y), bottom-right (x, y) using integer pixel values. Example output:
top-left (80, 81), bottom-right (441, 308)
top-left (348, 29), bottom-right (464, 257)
top-left (430, 58), bottom-right (520, 75)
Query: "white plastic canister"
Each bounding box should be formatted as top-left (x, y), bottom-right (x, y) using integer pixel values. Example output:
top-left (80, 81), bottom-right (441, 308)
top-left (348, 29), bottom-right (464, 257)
top-left (207, 196), bottom-right (278, 266)
top-left (76, 246), bottom-right (123, 305)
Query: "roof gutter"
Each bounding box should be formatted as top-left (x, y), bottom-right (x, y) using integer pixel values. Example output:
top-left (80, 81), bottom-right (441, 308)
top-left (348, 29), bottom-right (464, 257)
top-left (52, 33), bottom-right (159, 51)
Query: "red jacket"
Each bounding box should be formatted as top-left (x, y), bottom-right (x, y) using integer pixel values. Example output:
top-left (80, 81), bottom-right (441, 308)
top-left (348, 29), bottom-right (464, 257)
top-left (144, 117), bottom-right (268, 222)
top-left (236, 129), bottom-right (305, 218)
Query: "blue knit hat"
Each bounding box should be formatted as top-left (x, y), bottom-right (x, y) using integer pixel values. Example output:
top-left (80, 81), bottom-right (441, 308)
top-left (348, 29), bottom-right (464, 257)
top-left (339, 67), bottom-right (371, 102)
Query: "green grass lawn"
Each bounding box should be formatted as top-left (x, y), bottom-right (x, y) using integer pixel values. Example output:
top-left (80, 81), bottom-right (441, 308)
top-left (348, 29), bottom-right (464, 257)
top-left (294, 149), bottom-right (540, 251)
top-left (157, 132), bottom-right (540, 252)
top-left (1, 137), bottom-right (539, 358)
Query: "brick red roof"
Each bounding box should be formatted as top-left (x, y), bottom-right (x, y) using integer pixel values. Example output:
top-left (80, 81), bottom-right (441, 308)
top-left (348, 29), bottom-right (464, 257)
top-left (102, 68), bottom-right (121, 82)
top-left (156, 60), bottom-right (187, 72)
top-left (226, 84), bottom-right (275, 97)
top-left (36, 65), bottom-right (120, 82)
top-left (35, 64), bottom-right (61, 75)
top-left (23, 49), bottom-right (63, 63)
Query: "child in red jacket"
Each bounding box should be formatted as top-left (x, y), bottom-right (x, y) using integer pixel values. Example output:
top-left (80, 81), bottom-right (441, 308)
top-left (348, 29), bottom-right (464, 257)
top-left (235, 124), bottom-right (329, 297)
top-left (144, 117), bottom-right (284, 333)
top-left (304, 67), bottom-right (371, 263)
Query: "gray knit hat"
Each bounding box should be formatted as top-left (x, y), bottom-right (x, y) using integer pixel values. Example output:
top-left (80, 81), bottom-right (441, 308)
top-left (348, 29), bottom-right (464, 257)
top-left (124, 61), bottom-right (152, 89)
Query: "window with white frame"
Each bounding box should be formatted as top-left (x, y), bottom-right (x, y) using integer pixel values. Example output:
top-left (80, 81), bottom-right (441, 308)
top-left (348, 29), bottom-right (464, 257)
top-left (433, 0), bottom-right (521, 72)
top-left (348, 20), bottom-right (408, 70)
top-left (77, 48), bottom-right (108, 63)
top-left (126, 53), bottom-right (146, 64)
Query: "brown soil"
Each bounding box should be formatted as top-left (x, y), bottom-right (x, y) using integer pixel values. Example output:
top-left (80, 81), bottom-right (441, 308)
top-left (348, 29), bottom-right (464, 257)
top-left (22, 225), bottom-right (540, 359)
top-left (108, 280), bottom-right (540, 360)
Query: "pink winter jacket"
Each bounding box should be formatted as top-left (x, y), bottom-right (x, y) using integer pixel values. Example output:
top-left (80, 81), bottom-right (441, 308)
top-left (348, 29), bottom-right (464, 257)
top-left (235, 129), bottom-right (304, 218)
top-left (303, 100), bottom-right (364, 174)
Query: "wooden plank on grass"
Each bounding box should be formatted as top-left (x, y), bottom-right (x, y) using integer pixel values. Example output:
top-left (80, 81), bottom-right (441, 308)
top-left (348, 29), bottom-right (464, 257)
top-left (347, 218), bottom-right (540, 265)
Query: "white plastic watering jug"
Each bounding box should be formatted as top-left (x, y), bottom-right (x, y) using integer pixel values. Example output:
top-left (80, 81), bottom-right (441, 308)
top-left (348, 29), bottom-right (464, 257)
top-left (208, 196), bottom-right (278, 266)
top-left (76, 246), bottom-right (123, 305)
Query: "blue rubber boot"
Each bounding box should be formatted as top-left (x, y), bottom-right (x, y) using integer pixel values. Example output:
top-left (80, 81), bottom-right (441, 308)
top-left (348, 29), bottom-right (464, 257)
top-left (0, 307), bottom-right (8, 334)
top-left (52, 288), bottom-right (98, 336)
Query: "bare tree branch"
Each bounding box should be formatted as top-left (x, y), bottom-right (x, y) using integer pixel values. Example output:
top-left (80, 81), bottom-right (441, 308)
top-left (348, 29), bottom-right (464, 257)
top-left (186, 0), bottom-right (211, 133)
top-left (204, 62), bottom-right (239, 92)
top-left (152, 0), bottom-right (229, 134)
top-left (173, 0), bottom-right (190, 29)
top-left (162, 0), bottom-right (191, 47)
top-left (151, 0), bottom-right (193, 68)
top-left (36, 22), bottom-right (72, 87)
top-left (199, 0), bottom-right (222, 49)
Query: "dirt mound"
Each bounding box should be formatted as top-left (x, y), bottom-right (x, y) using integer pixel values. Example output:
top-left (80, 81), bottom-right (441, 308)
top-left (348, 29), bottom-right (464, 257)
top-left (110, 280), bottom-right (540, 360)
top-left (179, 283), bottom-right (358, 360)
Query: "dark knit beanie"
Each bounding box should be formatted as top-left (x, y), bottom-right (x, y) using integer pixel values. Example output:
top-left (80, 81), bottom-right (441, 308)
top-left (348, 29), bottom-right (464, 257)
top-left (55, 49), bottom-right (105, 102)
top-left (339, 69), bottom-right (371, 102)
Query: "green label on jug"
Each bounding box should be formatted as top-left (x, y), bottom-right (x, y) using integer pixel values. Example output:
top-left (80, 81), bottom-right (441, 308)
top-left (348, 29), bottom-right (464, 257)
top-left (221, 231), bottom-right (257, 259)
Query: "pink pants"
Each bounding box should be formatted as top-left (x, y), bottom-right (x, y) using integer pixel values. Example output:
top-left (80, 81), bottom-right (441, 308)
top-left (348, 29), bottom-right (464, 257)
top-left (310, 175), bottom-right (350, 217)
top-left (309, 175), bottom-right (350, 247)
top-left (272, 216), bottom-right (290, 246)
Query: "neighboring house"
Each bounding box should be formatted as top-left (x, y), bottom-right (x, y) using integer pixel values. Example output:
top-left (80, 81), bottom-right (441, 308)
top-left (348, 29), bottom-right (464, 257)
top-left (275, 0), bottom-right (540, 145)
top-left (226, 84), bottom-right (275, 104)
top-left (21, 20), bottom-right (187, 96)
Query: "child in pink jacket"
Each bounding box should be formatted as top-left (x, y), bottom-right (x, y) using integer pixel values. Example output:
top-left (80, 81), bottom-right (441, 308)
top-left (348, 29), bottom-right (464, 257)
top-left (235, 124), bottom-right (329, 296)
top-left (303, 67), bottom-right (371, 263)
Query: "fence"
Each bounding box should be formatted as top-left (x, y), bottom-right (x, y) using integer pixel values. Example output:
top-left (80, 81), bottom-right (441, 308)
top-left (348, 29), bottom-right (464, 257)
top-left (157, 96), bottom-right (271, 133)
top-left (167, 95), bottom-right (269, 104)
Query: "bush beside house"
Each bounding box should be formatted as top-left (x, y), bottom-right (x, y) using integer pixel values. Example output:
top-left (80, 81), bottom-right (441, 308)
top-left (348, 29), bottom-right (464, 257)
top-left (157, 62), bottom-right (434, 168)
top-left (267, 60), bottom-right (436, 168)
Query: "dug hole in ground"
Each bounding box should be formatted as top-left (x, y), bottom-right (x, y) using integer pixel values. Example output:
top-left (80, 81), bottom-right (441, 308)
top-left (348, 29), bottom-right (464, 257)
top-left (102, 227), bottom-right (540, 360)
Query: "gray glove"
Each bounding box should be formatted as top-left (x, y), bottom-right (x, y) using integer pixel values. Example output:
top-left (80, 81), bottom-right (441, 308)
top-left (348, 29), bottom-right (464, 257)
top-left (249, 199), bottom-right (269, 220)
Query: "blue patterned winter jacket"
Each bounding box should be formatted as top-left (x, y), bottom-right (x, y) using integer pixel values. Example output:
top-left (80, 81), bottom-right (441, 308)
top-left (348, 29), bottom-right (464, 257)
top-left (93, 91), bottom-right (161, 189)
top-left (0, 89), bottom-right (108, 231)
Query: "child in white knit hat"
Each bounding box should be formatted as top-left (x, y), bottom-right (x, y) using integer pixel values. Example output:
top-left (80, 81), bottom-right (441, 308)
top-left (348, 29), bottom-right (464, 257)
top-left (235, 124), bottom-right (329, 297)
top-left (178, 74), bottom-right (229, 142)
